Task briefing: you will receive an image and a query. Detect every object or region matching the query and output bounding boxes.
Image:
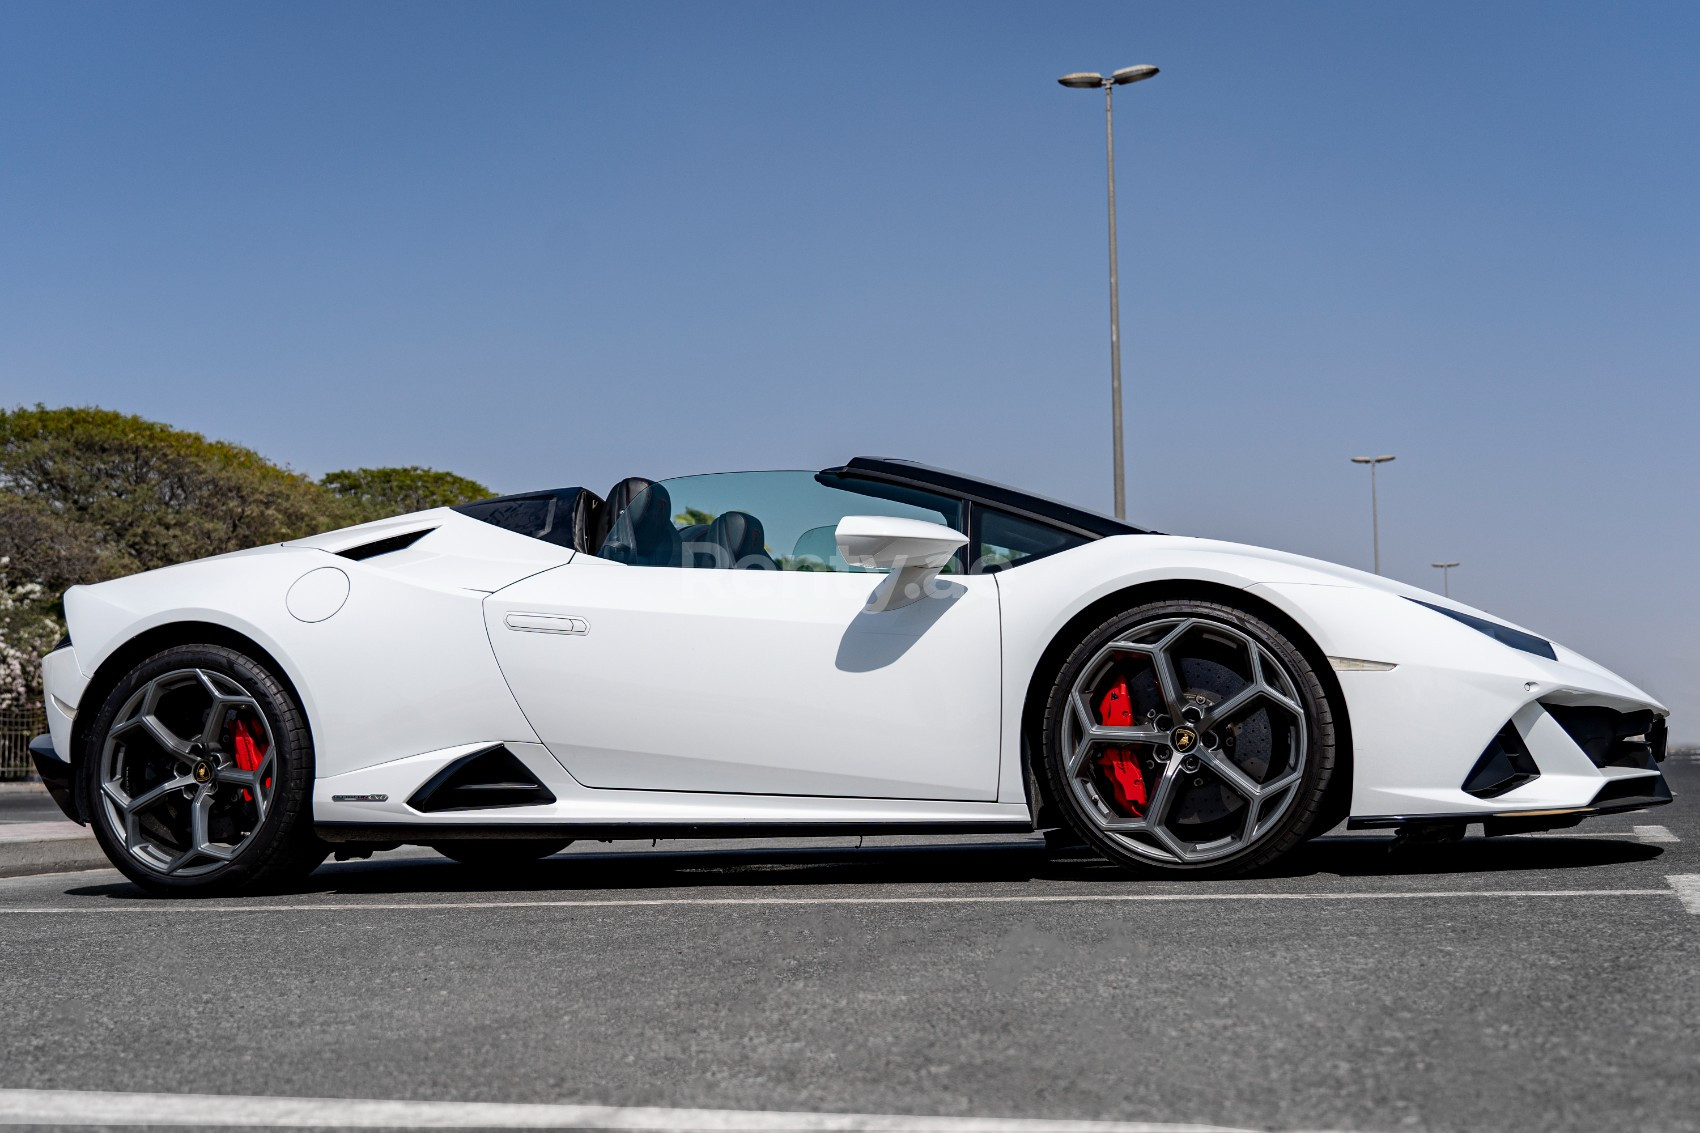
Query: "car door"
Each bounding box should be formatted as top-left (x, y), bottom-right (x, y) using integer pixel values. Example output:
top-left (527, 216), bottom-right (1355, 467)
top-left (483, 471), bottom-right (1002, 801)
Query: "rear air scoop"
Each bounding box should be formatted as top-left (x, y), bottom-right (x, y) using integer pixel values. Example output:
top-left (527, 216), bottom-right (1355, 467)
top-left (285, 510), bottom-right (575, 592)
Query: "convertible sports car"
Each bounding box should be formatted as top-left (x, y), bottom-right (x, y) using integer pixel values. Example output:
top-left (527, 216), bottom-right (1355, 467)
top-left (31, 457), bottom-right (1672, 894)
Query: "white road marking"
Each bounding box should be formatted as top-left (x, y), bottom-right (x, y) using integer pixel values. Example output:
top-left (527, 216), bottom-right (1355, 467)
top-left (1506, 825), bottom-right (1679, 844)
top-left (1667, 875), bottom-right (1700, 915)
top-left (0, 1087), bottom-right (1252, 1131)
top-left (0, 888), bottom-right (1673, 915)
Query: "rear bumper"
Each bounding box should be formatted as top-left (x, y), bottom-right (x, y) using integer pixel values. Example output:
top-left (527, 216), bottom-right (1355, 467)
top-left (27, 735), bottom-right (82, 824)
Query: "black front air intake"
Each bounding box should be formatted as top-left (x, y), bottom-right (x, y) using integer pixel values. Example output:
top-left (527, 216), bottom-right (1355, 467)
top-left (407, 746), bottom-right (557, 813)
top-left (1462, 723), bottom-right (1541, 798)
top-left (1543, 704), bottom-right (1665, 771)
top-left (1588, 774), bottom-right (1673, 812)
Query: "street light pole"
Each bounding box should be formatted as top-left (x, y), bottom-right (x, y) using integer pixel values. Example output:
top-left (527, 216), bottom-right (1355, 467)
top-left (1060, 64), bottom-right (1158, 520)
top-left (1103, 80), bottom-right (1125, 522)
top-left (1431, 561), bottom-right (1459, 598)
top-left (1350, 455), bottom-right (1396, 575)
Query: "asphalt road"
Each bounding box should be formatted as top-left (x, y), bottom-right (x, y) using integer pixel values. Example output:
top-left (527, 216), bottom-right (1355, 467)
top-left (2, 756), bottom-right (1698, 1133)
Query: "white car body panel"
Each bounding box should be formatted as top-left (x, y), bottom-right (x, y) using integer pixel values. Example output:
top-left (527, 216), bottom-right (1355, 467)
top-left (485, 565), bottom-right (1001, 800)
top-left (58, 514), bottom-right (564, 784)
top-left (38, 469), bottom-right (1670, 843)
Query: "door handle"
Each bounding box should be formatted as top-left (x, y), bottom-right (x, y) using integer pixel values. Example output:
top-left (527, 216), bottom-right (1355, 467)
top-left (504, 613), bottom-right (590, 635)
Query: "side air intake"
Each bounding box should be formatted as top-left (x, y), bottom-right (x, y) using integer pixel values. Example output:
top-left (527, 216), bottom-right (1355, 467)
top-left (1462, 723), bottom-right (1541, 798)
top-left (407, 746), bottom-right (557, 813)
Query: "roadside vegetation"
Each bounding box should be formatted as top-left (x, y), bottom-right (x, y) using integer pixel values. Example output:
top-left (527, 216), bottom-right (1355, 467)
top-left (0, 405), bottom-right (492, 710)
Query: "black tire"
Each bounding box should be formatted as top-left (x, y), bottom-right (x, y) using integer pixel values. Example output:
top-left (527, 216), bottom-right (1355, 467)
top-left (428, 839), bottom-right (571, 867)
top-left (81, 644), bottom-right (327, 895)
top-left (1039, 598), bottom-right (1337, 879)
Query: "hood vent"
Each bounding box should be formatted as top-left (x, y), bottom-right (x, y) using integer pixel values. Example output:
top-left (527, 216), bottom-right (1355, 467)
top-left (407, 746), bottom-right (557, 813)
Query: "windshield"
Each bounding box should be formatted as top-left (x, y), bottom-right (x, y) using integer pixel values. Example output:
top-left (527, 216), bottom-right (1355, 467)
top-left (596, 470), bottom-right (965, 571)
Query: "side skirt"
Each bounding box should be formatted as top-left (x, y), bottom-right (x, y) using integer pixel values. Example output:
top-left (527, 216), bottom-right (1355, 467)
top-left (316, 820), bottom-right (1037, 844)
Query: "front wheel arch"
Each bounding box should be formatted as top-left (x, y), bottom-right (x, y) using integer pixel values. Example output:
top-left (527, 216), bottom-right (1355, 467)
top-left (1019, 579), bottom-right (1353, 835)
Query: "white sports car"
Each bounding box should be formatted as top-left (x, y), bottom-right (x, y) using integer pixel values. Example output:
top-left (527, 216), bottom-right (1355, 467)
top-left (31, 458), bottom-right (1672, 894)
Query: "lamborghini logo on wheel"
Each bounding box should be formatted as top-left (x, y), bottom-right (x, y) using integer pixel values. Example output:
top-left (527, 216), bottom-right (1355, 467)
top-left (192, 760), bottom-right (213, 783)
top-left (1171, 727), bottom-right (1199, 753)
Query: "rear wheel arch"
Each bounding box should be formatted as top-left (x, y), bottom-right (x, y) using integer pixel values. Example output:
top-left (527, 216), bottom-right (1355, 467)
top-left (1018, 579), bottom-right (1353, 833)
top-left (68, 622), bottom-right (309, 821)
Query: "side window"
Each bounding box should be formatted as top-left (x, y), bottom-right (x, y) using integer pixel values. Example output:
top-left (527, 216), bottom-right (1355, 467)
top-left (975, 509), bottom-right (1088, 573)
top-left (597, 470), bottom-right (966, 571)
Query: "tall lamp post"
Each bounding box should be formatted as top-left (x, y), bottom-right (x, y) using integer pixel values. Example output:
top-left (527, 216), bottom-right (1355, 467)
top-left (1350, 454), bottom-right (1396, 575)
top-left (1431, 561), bottom-right (1459, 598)
top-left (1059, 64), bottom-right (1159, 521)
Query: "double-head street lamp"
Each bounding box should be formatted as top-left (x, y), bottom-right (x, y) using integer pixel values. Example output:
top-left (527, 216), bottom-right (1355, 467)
top-left (1350, 455), bottom-right (1396, 575)
top-left (1431, 560), bottom-right (1460, 598)
top-left (1059, 64), bottom-right (1159, 520)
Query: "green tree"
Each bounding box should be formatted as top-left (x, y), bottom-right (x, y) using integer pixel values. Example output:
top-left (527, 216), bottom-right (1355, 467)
top-left (0, 492), bottom-right (135, 598)
top-left (320, 466), bottom-right (493, 523)
top-left (0, 405), bottom-right (343, 579)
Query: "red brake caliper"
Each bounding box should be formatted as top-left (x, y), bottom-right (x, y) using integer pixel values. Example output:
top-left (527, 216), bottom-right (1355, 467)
top-left (230, 715), bottom-right (270, 803)
top-left (1093, 676), bottom-right (1147, 817)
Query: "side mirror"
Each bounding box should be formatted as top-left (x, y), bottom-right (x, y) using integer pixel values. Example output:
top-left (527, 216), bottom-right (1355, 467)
top-left (836, 515), bottom-right (968, 612)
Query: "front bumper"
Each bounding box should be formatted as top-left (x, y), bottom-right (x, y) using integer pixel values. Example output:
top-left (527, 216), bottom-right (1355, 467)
top-left (28, 735), bottom-right (81, 824)
top-left (1251, 582), bottom-right (1671, 826)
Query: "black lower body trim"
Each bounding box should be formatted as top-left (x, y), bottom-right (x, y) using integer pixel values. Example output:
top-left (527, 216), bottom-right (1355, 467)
top-left (1349, 772), bottom-right (1672, 835)
top-left (315, 821), bottom-right (1037, 844)
top-left (28, 735), bottom-right (82, 824)
top-left (1589, 773), bottom-right (1672, 813)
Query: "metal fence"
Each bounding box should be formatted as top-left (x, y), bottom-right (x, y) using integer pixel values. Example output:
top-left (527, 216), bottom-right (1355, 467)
top-left (1, 707), bottom-right (45, 781)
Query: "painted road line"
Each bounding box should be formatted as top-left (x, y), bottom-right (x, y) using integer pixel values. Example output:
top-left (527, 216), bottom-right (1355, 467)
top-left (1667, 875), bottom-right (1700, 915)
top-left (1508, 826), bottom-right (1679, 843)
top-left (0, 888), bottom-right (1674, 915)
top-left (0, 1087), bottom-right (1253, 1132)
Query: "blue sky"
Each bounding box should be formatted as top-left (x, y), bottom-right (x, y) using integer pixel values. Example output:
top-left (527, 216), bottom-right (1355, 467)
top-left (2, 1), bottom-right (1696, 733)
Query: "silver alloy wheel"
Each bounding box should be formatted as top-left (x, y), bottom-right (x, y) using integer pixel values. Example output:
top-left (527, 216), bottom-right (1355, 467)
top-left (98, 668), bottom-right (279, 878)
top-left (1061, 616), bottom-right (1308, 865)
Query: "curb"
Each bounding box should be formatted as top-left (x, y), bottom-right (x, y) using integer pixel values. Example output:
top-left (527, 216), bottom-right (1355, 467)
top-left (0, 835), bottom-right (107, 879)
top-left (0, 817), bottom-right (108, 879)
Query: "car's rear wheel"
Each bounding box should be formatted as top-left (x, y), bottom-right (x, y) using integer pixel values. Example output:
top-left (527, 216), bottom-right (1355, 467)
top-left (81, 644), bottom-right (326, 895)
top-left (428, 839), bottom-right (571, 867)
top-left (1039, 599), bottom-right (1337, 878)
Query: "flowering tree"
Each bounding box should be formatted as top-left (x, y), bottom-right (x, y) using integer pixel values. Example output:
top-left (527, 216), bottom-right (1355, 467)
top-left (0, 557), bottom-right (62, 713)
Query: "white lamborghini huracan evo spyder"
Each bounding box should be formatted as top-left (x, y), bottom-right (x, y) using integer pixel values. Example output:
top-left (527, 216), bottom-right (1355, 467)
top-left (31, 458), bottom-right (1671, 894)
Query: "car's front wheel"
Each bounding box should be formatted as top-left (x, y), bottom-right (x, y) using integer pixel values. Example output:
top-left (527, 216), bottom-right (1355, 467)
top-left (81, 644), bottom-right (326, 895)
top-left (1039, 599), bottom-right (1338, 878)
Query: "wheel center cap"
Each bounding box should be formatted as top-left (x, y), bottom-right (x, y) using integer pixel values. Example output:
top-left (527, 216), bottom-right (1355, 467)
top-left (1170, 726), bottom-right (1200, 754)
top-left (192, 759), bottom-right (214, 784)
